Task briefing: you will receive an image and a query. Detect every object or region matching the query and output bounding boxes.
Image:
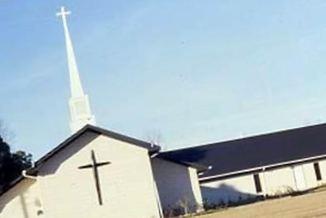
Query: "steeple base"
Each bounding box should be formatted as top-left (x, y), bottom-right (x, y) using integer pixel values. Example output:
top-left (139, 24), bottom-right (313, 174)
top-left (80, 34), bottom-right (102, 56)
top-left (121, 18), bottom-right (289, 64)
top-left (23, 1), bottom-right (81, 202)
top-left (69, 95), bottom-right (96, 133)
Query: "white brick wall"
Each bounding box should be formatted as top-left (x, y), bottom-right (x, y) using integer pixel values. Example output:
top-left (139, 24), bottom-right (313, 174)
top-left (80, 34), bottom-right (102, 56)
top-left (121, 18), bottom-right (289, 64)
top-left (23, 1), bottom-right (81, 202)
top-left (0, 131), bottom-right (162, 218)
top-left (316, 159), bottom-right (326, 185)
top-left (200, 160), bottom-right (326, 205)
top-left (151, 158), bottom-right (203, 214)
top-left (38, 132), bottom-right (161, 218)
top-left (0, 179), bottom-right (43, 218)
top-left (201, 174), bottom-right (257, 204)
top-left (261, 167), bottom-right (296, 195)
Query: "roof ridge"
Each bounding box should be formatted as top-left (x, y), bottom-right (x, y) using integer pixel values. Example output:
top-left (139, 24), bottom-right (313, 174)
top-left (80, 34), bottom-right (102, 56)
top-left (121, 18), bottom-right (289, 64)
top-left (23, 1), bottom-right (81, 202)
top-left (35, 124), bottom-right (160, 167)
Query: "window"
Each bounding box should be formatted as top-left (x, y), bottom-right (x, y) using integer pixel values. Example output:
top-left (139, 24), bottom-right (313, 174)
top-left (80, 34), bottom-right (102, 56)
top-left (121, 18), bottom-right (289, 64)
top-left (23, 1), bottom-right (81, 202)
top-left (253, 173), bottom-right (262, 193)
top-left (314, 162), bottom-right (322, 181)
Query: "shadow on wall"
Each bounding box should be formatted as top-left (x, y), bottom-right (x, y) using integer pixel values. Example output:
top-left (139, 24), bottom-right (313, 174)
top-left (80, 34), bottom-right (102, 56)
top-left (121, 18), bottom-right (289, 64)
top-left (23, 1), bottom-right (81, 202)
top-left (19, 193), bottom-right (29, 218)
top-left (153, 159), bottom-right (201, 218)
top-left (18, 193), bottom-right (43, 218)
top-left (0, 179), bottom-right (34, 216)
top-left (37, 132), bottom-right (98, 176)
top-left (0, 181), bottom-right (44, 218)
top-left (0, 133), bottom-right (97, 217)
top-left (201, 183), bottom-right (263, 209)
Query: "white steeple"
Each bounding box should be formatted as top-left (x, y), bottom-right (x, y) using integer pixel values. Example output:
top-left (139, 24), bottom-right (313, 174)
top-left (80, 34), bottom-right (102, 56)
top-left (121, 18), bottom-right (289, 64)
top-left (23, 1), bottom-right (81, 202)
top-left (57, 6), bottom-right (96, 133)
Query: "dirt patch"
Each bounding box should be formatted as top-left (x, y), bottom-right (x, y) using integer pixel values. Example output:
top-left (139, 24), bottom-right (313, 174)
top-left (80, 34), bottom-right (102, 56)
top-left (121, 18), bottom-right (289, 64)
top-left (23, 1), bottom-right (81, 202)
top-left (197, 189), bottom-right (326, 218)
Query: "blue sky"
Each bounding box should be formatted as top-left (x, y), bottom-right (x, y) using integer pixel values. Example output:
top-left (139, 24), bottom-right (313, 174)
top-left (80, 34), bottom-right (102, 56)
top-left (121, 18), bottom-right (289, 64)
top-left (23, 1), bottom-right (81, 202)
top-left (2, 0), bottom-right (326, 158)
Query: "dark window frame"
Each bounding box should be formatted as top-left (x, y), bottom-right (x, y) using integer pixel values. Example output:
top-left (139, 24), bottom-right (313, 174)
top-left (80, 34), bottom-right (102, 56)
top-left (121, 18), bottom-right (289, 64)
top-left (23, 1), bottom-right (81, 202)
top-left (253, 173), bottom-right (262, 193)
top-left (314, 162), bottom-right (322, 181)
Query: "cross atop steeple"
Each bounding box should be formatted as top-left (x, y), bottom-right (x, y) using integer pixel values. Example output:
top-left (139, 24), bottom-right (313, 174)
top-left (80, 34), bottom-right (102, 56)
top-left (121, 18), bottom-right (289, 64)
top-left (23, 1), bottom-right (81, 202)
top-left (56, 6), bottom-right (71, 20)
top-left (57, 6), bottom-right (84, 98)
top-left (57, 6), bottom-right (96, 133)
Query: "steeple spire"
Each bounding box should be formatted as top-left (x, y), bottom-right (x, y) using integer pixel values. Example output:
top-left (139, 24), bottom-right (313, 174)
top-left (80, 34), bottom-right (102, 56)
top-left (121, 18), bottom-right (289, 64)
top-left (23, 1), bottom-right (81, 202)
top-left (57, 6), bottom-right (96, 133)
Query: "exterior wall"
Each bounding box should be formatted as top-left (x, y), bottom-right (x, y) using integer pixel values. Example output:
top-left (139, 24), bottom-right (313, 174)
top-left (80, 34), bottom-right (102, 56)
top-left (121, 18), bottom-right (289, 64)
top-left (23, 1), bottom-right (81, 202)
top-left (0, 179), bottom-right (44, 218)
top-left (35, 132), bottom-right (161, 218)
top-left (301, 162), bottom-right (318, 189)
top-left (151, 158), bottom-right (203, 214)
top-left (201, 174), bottom-right (258, 205)
top-left (264, 162), bottom-right (324, 194)
top-left (261, 167), bottom-right (296, 195)
top-left (316, 159), bottom-right (326, 185)
top-left (201, 160), bottom-right (326, 205)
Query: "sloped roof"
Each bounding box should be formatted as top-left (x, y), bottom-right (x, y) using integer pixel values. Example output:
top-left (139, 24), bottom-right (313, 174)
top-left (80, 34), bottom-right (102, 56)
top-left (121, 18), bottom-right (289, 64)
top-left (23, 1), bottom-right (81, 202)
top-left (34, 124), bottom-right (204, 171)
top-left (159, 123), bottom-right (326, 180)
top-left (1, 125), bottom-right (161, 196)
top-left (35, 124), bottom-right (160, 167)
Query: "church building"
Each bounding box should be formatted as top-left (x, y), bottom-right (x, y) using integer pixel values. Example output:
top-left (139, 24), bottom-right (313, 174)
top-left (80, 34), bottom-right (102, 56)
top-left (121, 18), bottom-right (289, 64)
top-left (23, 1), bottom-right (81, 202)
top-left (0, 7), bottom-right (203, 218)
top-left (0, 125), bottom-right (204, 218)
top-left (161, 123), bottom-right (326, 206)
top-left (2, 5), bottom-right (326, 218)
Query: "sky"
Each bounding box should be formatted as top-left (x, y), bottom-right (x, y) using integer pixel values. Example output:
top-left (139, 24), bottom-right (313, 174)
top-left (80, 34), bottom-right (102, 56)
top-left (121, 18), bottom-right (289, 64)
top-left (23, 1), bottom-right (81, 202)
top-left (2, 0), bottom-right (326, 158)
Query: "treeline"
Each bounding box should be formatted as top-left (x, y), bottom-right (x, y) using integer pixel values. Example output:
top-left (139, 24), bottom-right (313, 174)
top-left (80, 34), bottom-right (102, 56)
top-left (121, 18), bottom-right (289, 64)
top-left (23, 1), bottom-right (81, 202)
top-left (0, 135), bottom-right (32, 191)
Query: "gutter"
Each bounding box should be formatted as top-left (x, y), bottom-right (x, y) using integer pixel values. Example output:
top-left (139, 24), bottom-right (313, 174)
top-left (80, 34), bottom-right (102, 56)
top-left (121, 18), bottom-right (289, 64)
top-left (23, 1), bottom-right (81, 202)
top-left (22, 170), bottom-right (37, 180)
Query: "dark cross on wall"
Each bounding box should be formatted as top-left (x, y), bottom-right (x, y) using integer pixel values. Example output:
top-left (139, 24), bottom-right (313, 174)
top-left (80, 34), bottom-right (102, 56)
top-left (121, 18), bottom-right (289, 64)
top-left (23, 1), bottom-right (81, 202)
top-left (78, 150), bottom-right (111, 205)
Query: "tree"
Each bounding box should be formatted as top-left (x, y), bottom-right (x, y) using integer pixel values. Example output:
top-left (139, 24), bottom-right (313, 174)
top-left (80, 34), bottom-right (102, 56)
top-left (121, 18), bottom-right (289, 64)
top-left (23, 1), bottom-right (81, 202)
top-left (145, 129), bottom-right (168, 151)
top-left (0, 129), bottom-right (32, 191)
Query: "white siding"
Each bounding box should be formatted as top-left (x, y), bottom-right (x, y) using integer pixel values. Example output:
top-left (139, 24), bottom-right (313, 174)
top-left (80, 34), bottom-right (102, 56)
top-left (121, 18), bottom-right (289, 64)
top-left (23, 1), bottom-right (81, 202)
top-left (36, 132), bottom-right (161, 218)
top-left (0, 132), bottom-right (162, 218)
top-left (0, 179), bottom-right (43, 218)
top-left (201, 160), bottom-right (326, 205)
top-left (201, 174), bottom-right (258, 205)
top-left (264, 162), bottom-right (323, 194)
top-left (301, 162), bottom-right (318, 189)
top-left (317, 159), bottom-right (326, 185)
top-left (151, 158), bottom-right (203, 214)
top-left (261, 167), bottom-right (296, 195)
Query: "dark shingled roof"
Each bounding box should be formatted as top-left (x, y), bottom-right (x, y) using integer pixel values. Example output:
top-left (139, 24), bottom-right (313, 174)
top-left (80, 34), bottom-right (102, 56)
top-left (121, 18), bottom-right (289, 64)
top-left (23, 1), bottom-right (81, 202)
top-left (158, 123), bottom-right (326, 180)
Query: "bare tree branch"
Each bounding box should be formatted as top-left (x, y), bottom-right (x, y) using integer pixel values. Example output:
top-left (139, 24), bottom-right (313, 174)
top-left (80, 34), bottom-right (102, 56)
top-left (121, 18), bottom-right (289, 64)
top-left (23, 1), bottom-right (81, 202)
top-left (0, 120), bottom-right (15, 143)
top-left (144, 129), bottom-right (168, 151)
